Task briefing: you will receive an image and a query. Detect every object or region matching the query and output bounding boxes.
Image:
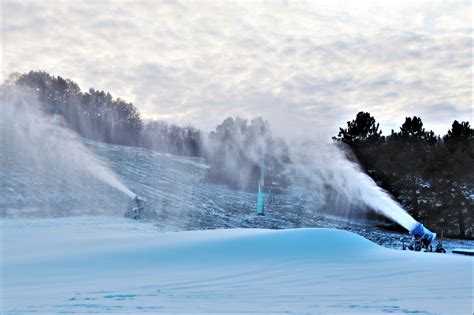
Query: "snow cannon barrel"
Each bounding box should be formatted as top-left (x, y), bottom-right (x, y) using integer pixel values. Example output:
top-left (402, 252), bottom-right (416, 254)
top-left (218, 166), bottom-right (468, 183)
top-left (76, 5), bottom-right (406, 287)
top-left (410, 222), bottom-right (436, 246)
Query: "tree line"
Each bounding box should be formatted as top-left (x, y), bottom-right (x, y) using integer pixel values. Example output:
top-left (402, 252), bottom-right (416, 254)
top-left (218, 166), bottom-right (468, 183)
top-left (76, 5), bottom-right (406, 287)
top-left (14, 71), bottom-right (143, 146)
top-left (334, 112), bottom-right (473, 238)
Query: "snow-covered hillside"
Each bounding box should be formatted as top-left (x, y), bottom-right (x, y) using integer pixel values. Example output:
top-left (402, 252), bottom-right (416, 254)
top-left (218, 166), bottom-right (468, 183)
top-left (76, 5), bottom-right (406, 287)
top-left (2, 136), bottom-right (473, 251)
top-left (1, 217), bottom-right (472, 314)
top-left (1, 133), bottom-right (318, 224)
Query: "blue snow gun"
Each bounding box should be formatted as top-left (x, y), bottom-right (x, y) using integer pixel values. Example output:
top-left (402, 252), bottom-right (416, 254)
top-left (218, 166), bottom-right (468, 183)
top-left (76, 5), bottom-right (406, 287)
top-left (402, 222), bottom-right (445, 253)
top-left (409, 222), bottom-right (436, 247)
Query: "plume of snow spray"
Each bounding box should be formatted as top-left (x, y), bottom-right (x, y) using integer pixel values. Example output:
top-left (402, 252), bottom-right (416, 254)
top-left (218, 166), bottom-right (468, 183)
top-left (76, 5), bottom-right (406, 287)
top-left (288, 141), bottom-right (418, 231)
top-left (0, 86), bottom-right (135, 200)
top-left (200, 117), bottom-right (418, 231)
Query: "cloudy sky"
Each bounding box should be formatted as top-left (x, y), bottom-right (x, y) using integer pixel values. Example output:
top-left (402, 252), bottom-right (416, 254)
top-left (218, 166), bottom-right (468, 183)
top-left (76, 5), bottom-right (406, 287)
top-left (2, 0), bottom-right (472, 138)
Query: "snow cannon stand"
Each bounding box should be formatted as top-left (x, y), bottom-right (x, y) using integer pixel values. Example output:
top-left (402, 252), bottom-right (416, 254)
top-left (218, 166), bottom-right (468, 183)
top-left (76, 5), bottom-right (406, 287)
top-left (401, 222), bottom-right (445, 253)
top-left (125, 195), bottom-right (158, 220)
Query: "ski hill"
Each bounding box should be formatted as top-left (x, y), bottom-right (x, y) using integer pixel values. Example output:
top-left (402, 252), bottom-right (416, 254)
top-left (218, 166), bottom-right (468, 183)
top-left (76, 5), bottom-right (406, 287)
top-left (1, 137), bottom-right (472, 251)
top-left (1, 136), bottom-right (321, 227)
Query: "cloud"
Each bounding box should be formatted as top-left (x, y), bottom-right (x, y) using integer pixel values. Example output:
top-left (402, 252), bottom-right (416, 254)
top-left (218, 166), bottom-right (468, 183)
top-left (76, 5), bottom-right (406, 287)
top-left (2, 0), bottom-right (472, 138)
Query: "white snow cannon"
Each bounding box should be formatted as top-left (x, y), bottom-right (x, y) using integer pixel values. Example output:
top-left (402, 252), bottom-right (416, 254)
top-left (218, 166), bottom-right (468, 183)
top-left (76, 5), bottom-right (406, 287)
top-left (402, 222), bottom-right (444, 253)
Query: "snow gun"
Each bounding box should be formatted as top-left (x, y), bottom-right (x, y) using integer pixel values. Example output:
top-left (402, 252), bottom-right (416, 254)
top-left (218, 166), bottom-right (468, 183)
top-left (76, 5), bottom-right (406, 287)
top-left (401, 222), bottom-right (445, 253)
top-left (410, 223), bottom-right (436, 246)
top-left (124, 195), bottom-right (145, 220)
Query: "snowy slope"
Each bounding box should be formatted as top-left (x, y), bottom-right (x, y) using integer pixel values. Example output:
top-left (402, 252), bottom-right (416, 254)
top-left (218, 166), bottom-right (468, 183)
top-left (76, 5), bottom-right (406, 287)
top-left (1, 136), bottom-right (321, 226)
top-left (1, 217), bottom-right (472, 314)
top-left (2, 137), bottom-right (473, 251)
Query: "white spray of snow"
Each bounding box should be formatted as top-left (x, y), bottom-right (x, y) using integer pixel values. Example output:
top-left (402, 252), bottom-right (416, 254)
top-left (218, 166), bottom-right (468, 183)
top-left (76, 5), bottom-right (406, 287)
top-left (288, 141), bottom-right (418, 231)
top-left (197, 118), bottom-right (418, 231)
top-left (0, 86), bottom-right (135, 199)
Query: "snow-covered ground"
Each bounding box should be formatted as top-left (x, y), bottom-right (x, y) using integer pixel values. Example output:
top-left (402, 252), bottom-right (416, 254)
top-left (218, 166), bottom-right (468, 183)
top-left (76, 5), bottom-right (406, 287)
top-left (1, 217), bottom-right (472, 314)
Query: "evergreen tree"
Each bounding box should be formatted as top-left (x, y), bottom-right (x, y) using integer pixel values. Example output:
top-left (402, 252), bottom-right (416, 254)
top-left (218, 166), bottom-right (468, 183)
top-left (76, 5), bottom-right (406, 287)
top-left (444, 120), bottom-right (473, 140)
top-left (334, 111), bottom-right (382, 145)
top-left (399, 116), bottom-right (425, 137)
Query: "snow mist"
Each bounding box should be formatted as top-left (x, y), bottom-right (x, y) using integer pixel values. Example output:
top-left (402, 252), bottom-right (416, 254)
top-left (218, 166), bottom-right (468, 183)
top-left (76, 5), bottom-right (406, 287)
top-left (1, 86), bottom-right (134, 202)
top-left (288, 141), bottom-right (418, 231)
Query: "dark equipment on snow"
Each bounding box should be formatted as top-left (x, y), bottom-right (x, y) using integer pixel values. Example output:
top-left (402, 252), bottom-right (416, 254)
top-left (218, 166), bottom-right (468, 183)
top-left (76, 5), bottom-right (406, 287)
top-left (401, 223), bottom-right (445, 253)
top-left (125, 196), bottom-right (158, 220)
